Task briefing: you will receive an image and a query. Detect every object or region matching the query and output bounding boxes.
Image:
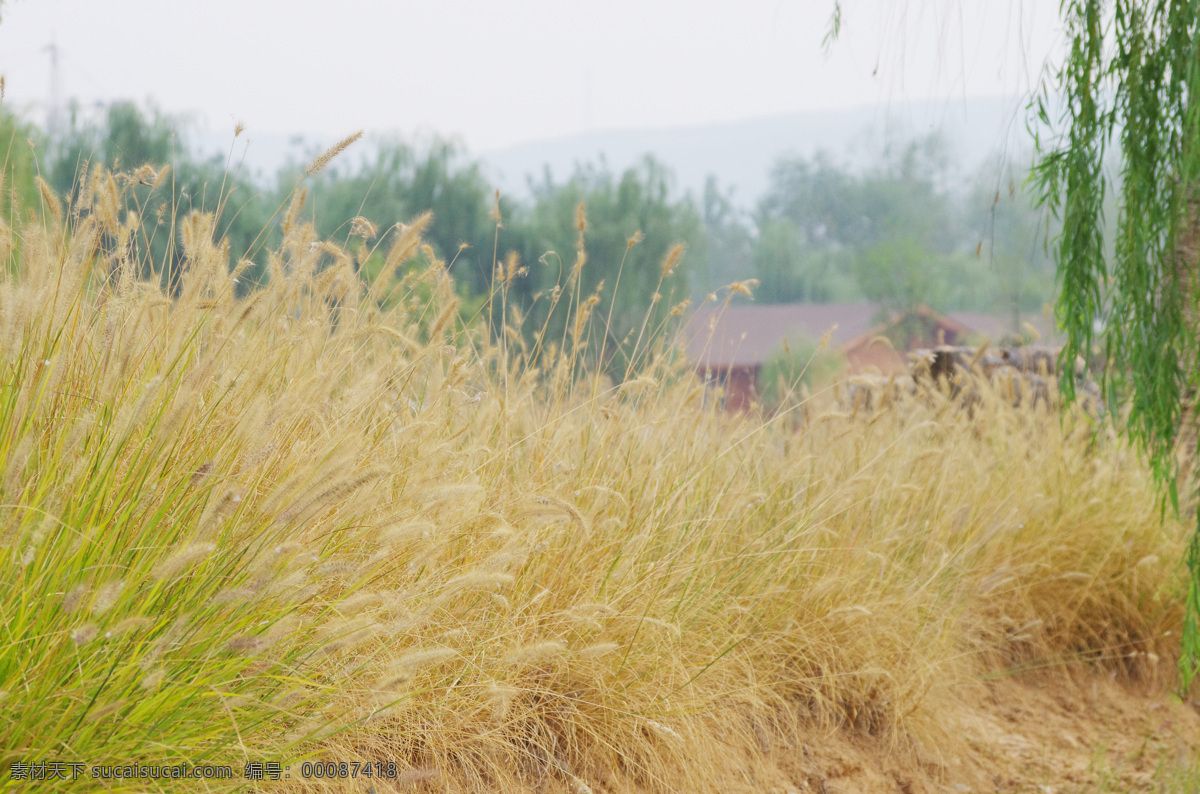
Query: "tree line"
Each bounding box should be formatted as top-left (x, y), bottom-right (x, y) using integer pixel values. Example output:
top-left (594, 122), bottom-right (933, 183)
top-left (3, 101), bottom-right (1057, 339)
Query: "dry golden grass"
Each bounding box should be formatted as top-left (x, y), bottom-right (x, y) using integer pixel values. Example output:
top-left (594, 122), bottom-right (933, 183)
top-left (0, 165), bottom-right (1190, 792)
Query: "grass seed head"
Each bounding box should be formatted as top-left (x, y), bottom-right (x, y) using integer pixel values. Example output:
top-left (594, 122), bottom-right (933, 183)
top-left (36, 177), bottom-right (62, 223)
top-left (305, 131), bottom-right (364, 176)
top-left (140, 669), bottom-right (165, 690)
top-left (71, 624), bottom-right (99, 645)
top-left (153, 543), bottom-right (217, 580)
top-left (349, 216), bottom-right (377, 239)
top-left (91, 580), bottom-right (123, 615)
top-left (661, 242), bottom-right (684, 277)
top-left (502, 640), bottom-right (565, 666)
top-left (61, 585), bottom-right (89, 614)
top-left (377, 647), bottom-right (458, 686)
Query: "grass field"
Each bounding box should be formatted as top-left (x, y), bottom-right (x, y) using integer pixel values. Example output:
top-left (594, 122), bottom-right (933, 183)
top-left (0, 155), bottom-right (1194, 792)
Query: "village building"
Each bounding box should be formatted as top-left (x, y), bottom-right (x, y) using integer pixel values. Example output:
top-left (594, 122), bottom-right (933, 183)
top-left (682, 301), bottom-right (1059, 411)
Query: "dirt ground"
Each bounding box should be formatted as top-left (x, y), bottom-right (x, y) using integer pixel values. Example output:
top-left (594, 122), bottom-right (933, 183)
top-left (741, 672), bottom-right (1200, 794)
top-left (335, 670), bottom-right (1198, 794)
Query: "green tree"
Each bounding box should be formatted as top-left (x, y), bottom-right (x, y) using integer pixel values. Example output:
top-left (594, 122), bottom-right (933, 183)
top-left (0, 107), bottom-right (39, 238)
top-left (698, 175), bottom-right (755, 293)
top-left (849, 137), bottom-right (962, 314)
top-left (753, 151), bottom-right (866, 305)
top-left (755, 137), bottom-right (965, 312)
top-left (755, 134), bottom-right (1059, 325)
top-left (289, 137), bottom-right (496, 296)
top-left (46, 102), bottom-right (274, 290)
top-left (758, 150), bottom-right (864, 246)
top-left (500, 156), bottom-right (705, 376)
top-left (853, 233), bottom-right (943, 315)
top-left (965, 157), bottom-right (1060, 328)
top-left (753, 218), bottom-right (858, 303)
top-left (46, 101), bottom-right (174, 200)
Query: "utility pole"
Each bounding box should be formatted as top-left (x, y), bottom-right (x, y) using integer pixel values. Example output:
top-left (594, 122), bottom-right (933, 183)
top-left (584, 69), bottom-right (592, 134)
top-left (43, 39), bottom-right (62, 140)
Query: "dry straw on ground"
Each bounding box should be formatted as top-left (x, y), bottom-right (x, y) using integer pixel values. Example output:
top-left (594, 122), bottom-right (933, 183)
top-left (0, 156), bottom-right (1191, 792)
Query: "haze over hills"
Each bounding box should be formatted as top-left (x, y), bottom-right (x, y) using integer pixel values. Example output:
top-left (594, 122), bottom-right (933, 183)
top-left (479, 95), bottom-right (1035, 207)
top-left (192, 95), bottom-right (1036, 209)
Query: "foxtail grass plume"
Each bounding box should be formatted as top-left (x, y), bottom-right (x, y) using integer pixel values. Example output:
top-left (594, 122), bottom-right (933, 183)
top-left (501, 641), bottom-right (565, 666)
top-left (61, 585), bottom-right (88, 614)
top-left (729, 279), bottom-right (758, 297)
top-left (578, 642), bottom-right (620, 658)
top-left (71, 625), bottom-right (99, 645)
top-left (349, 216), bottom-right (377, 240)
top-left (305, 131), bottom-right (364, 176)
top-left (661, 242), bottom-right (684, 277)
top-left (35, 177), bottom-right (61, 223)
top-left (374, 647), bottom-right (458, 689)
top-left (151, 544), bottom-right (217, 582)
top-left (91, 580), bottom-right (123, 615)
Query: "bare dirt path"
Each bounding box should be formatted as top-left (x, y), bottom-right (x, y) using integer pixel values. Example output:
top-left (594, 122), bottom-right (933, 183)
top-left (736, 673), bottom-right (1200, 794)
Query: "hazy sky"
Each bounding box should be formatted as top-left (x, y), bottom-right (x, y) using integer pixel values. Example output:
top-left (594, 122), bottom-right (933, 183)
top-left (0, 0), bottom-right (1061, 153)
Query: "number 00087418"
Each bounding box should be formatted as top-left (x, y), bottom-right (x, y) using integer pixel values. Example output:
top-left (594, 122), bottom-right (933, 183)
top-left (299, 761), bottom-right (397, 779)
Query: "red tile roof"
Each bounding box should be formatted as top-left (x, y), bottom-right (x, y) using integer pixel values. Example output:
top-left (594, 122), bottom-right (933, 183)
top-left (682, 301), bottom-right (883, 369)
top-left (682, 302), bottom-right (1057, 369)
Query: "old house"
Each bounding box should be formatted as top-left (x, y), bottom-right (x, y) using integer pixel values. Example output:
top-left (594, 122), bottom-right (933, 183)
top-left (682, 301), bottom-right (1039, 411)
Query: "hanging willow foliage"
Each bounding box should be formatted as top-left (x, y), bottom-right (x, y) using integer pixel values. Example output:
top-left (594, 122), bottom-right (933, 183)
top-left (1031, 0), bottom-right (1200, 687)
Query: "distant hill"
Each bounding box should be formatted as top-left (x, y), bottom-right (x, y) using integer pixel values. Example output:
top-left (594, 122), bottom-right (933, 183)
top-left (191, 96), bottom-right (1037, 209)
top-left (189, 128), bottom-right (318, 185)
top-left (478, 95), bottom-right (1035, 209)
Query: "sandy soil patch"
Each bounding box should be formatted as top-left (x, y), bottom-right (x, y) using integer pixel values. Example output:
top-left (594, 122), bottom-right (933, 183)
top-left (735, 672), bottom-right (1200, 794)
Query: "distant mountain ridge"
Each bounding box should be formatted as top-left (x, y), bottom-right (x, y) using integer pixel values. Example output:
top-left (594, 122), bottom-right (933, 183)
top-left (478, 95), bottom-right (1035, 209)
top-left (191, 96), bottom-right (1037, 209)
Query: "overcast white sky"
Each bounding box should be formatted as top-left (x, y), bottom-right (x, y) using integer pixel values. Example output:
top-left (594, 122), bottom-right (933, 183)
top-left (0, 0), bottom-right (1061, 153)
